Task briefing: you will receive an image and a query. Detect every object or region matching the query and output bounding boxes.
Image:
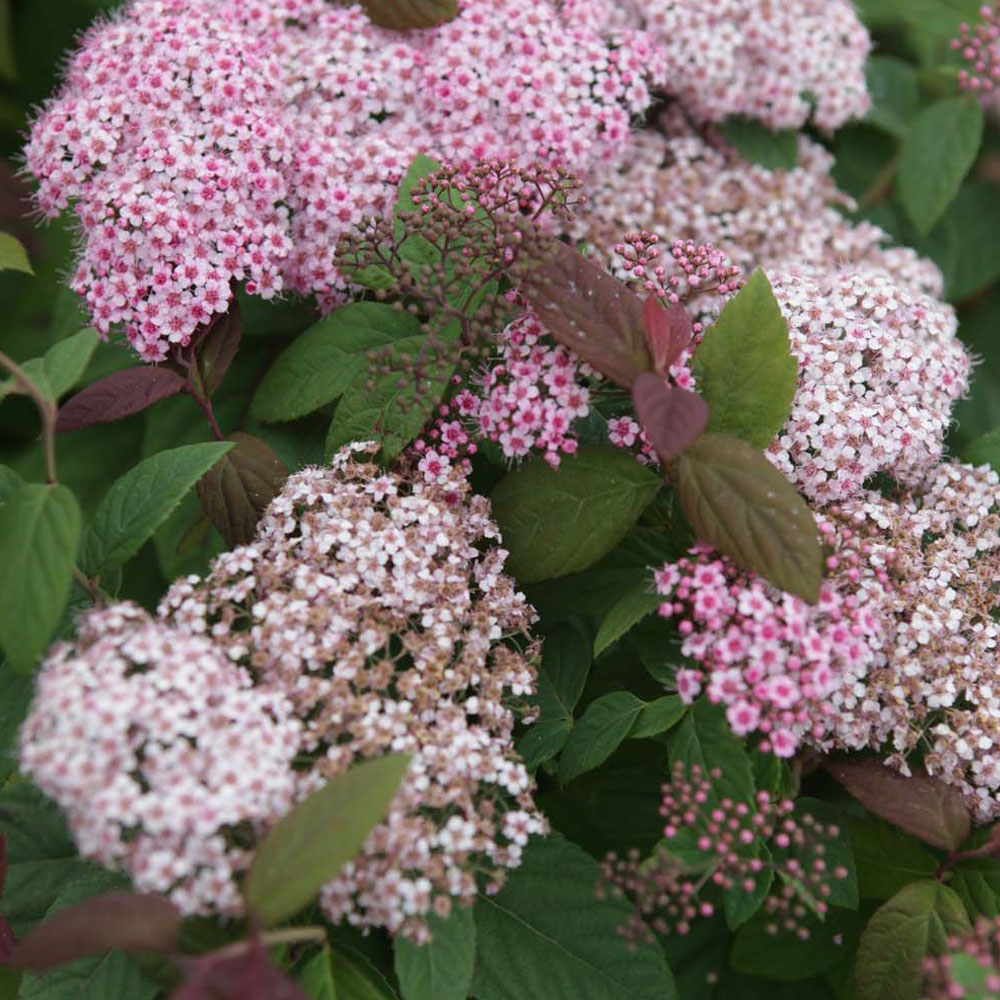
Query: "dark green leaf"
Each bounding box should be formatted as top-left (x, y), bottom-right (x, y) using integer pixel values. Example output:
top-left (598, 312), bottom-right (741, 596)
top-left (667, 698), bottom-right (755, 808)
top-left (472, 834), bottom-right (677, 1000)
top-left (630, 696), bottom-right (686, 740)
top-left (325, 335), bottom-right (455, 461)
top-left (0, 483), bottom-right (82, 671)
top-left (0, 661), bottom-right (32, 784)
top-left (950, 858), bottom-right (1000, 919)
top-left (854, 882), bottom-right (971, 1000)
top-left (329, 949), bottom-right (399, 1000)
top-left (559, 692), bottom-right (645, 783)
top-left (676, 433), bottom-right (823, 603)
top-left (718, 118), bottom-right (798, 171)
top-left (0, 465), bottom-right (22, 505)
top-left (691, 270), bottom-right (796, 449)
top-left (963, 427), bottom-right (1000, 472)
top-left (298, 948), bottom-right (338, 1000)
top-left (898, 96), bottom-right (983, 235)
top-left (196, 432), bottom-right (288, 547)
top-left (491, 447), bottom-right (661, 582)
top-left (937, 183), bottom-right (1000, 301)
top-left (360, 0), bottom-right (457, 30)
top-left (790, 799), bottom-right (858, 912)
top-left (252, 304), bottom-right (421, 423)
top-left (0, 233), bottom-right (32, 275)
top-left (393, 907), bottom-right (475, 1000)
top-left (593, 581), bottom-right (662, 656)
top-left (845, 816), bottom-right (937, 901)
top-left (79, 441), bottom-right (233, 577)
top-left (244, 754), bottom-right (411, 927)
top-left (864, 56), bottom-right (920, 137)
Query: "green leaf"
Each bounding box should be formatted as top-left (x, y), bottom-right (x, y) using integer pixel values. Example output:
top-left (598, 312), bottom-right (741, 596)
top-left (630, 696), bottom-right (686, 740)
top-left (0, 660), bottom-right (33, 784)
top-left (950, 857), bottom-right (1000, 919)
top-left (393, 908), bottom-right (475, 1000)
top-left (676, 433), bottom-right (822, 603)
top-left (854, 882), bottom-right (971, 1000)
top-left (949, 952), bottom-right (992, 999)
top-left (718, 118), bottom-right (798, 171)
top-left (252, 304), bottom-right (422, 423)
top-left (0, 484), bottom-right (82, 672)
top-left (396, 154), bottom-right (444, 218)
top-left (517, 625), bottom-right (592, 770)
top-left (691, 270), bottom-right (796, 449)
top-left (559, 692), bottom-right (645, 783)
top-left (6, 329), bottom-right (102, 402)
top-left (936, 183), bottom-right (1000, 301)
top-left (898, 96), bottom-right (983, 235)
top-left (79, 441), bottom-right (233, 577)
top-left (329, 949), bottom-right (399, 1000)
top-left (491, 448), bottom-right (661, 583)
top-left (724, 843), bottom-right (774, 929)
top-left (244, 754), bottom-right (411, 927)
top-left (472, 834), bottom-right (677, 1000)
top-left (0, 783), bottom-right (96, 935)
top-left (791, 799), bottom-right (858, 912)
top-left (0, 465), bottom-right (22, 505)
top-left (593, 580), bottom-right (662, 656)
top-left (963, 427), bottom-right (1000, 472)
top-left (864, 56), bottom-right (921, 137)
top-left (299, 948), bottom-right (338, 1000)
top-left (325, 335), bottom-right (455, 461)
top-left (18, 870), bottom-right (158, 1000)
top-left (845, 816), bottom-right (937, 901)
top-left (667, 698), bottom-right (755, 807)
top-left (0, 233), bottom-right (32, 275)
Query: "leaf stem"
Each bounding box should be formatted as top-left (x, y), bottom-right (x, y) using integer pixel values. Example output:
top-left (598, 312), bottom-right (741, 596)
top-left (208, 926), bottom-right (328, 962)
top-left (0, 348), bottom-right (58, 485)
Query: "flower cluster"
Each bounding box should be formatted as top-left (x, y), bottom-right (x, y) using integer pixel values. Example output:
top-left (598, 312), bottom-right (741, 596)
top-left (19, 603), bottom-right (302, 916)
top-left (573, 111), bottom-right (945, 300)
top-left (160, 443), bottom-right (545, 937)
top-left (24, 0), bottom-right (662, 358)
top-left (924, 917), bottom-right (1000, 1000)
top-left (655, 520), bottom-right (887, 758)
top-left (599, 763), bottom-right (850, 944)
top-left (955, 4), bottom-right (1000, 97)
top-left (766, 265), bottom-right (969, 503)
top-left (21, 444), bottom-right (545, 939)
top-left (618, 0), bottom-right (870, 130)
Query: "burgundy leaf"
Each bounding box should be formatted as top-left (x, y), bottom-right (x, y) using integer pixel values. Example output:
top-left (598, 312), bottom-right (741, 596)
top-left (173, 941), bottom-right (307, 1000)
top-left (643, 296), bottom-right (693, 375)
top-left (631, 373), bottom-right (709, 464)
top-left (826, 757), bottom-right (971, 851)
top-left (194, 304), bottom-right (242, 397)
top-left (56, 367), bottom-right (187, 433)
top-left (196, 432), bottom-right (288, 547)
top-left (7, 892), bottom-right (182, 971)
top-left (519, 237), bottom-right (652, 389)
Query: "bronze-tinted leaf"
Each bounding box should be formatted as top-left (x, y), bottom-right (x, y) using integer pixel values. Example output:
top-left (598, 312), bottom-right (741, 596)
top-left (826, 758), bottom-right (971, 852)
top-left (56, 367), bottom-right (187, 433)
top-left (676, 433), bottom-right (823, 603)
top-left (174, 941), bottom-right (308, 1000)
top-left (643, 297), bottom-right (693, 375)
top-left (8, 891), bottom-right (181, 970)
top-left (631, 373), bottom-right (708, 464)
top-left (519, 237), bottom-right (652, 389)
top-left (361, 0), bottom-right (458, 30)
top-left (196, 432), bottom-right (288, 547)
top-left (194, 304), bottom-right (241, 397)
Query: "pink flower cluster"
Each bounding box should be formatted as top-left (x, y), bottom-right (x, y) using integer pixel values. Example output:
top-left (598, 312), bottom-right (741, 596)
top-left (21, 443), bottom-right (546, 939)
top-left (655, 521), bottom-right (886, 758)
top-left (618, 0), bottom-right (871, 130)
top-left (955, 4), bottom-right (1000, 96)
top-left (19, 603), bottom-right (301, 916)
top-left (924, 916), bottom-right (1000, 1000)
top-left (24, 0), bottom-right (662, 359)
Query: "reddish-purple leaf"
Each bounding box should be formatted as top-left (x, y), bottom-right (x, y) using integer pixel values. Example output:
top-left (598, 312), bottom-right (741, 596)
top-left (7, 892), bottom-right (182, 971)
top-left (827, 758), bottom-right (972, 851)
top-left (194, 305), bottom-right (242, 397)
top-left (173, 942), bottom-right (308, 1000)
top-left (632, 373), bottom-right (709, 463)
top-left (56, 367), bottom-right (187, 433)
top-left (519, 237), bottom-right (652, 389)
top-left (643, 296), bottom-right (693, 375)
top-left (196, 432), bottom-right (288, 547)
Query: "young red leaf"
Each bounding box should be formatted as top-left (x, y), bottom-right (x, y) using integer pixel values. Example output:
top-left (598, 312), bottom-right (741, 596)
top-left (643, 297), bottom-right (693, 375)
top-left (173, 941), bottom-right (308, 1000)
top-left (56, 367), bottom-right (187, 433)
top-left (7, 891), bottom-right (182, 970)
top-left (193, 305), bottom-right (241, 397)
top-left (826, 758), bottom-right (971, 852)
top-left (361, 0), bottom-right (458, 29)
top-left (519, 237), bottom-right (652, 389)
top-left (196, 432), bottom-right (288, 547)
top-left (631, 373), bottom-right (709, 464)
